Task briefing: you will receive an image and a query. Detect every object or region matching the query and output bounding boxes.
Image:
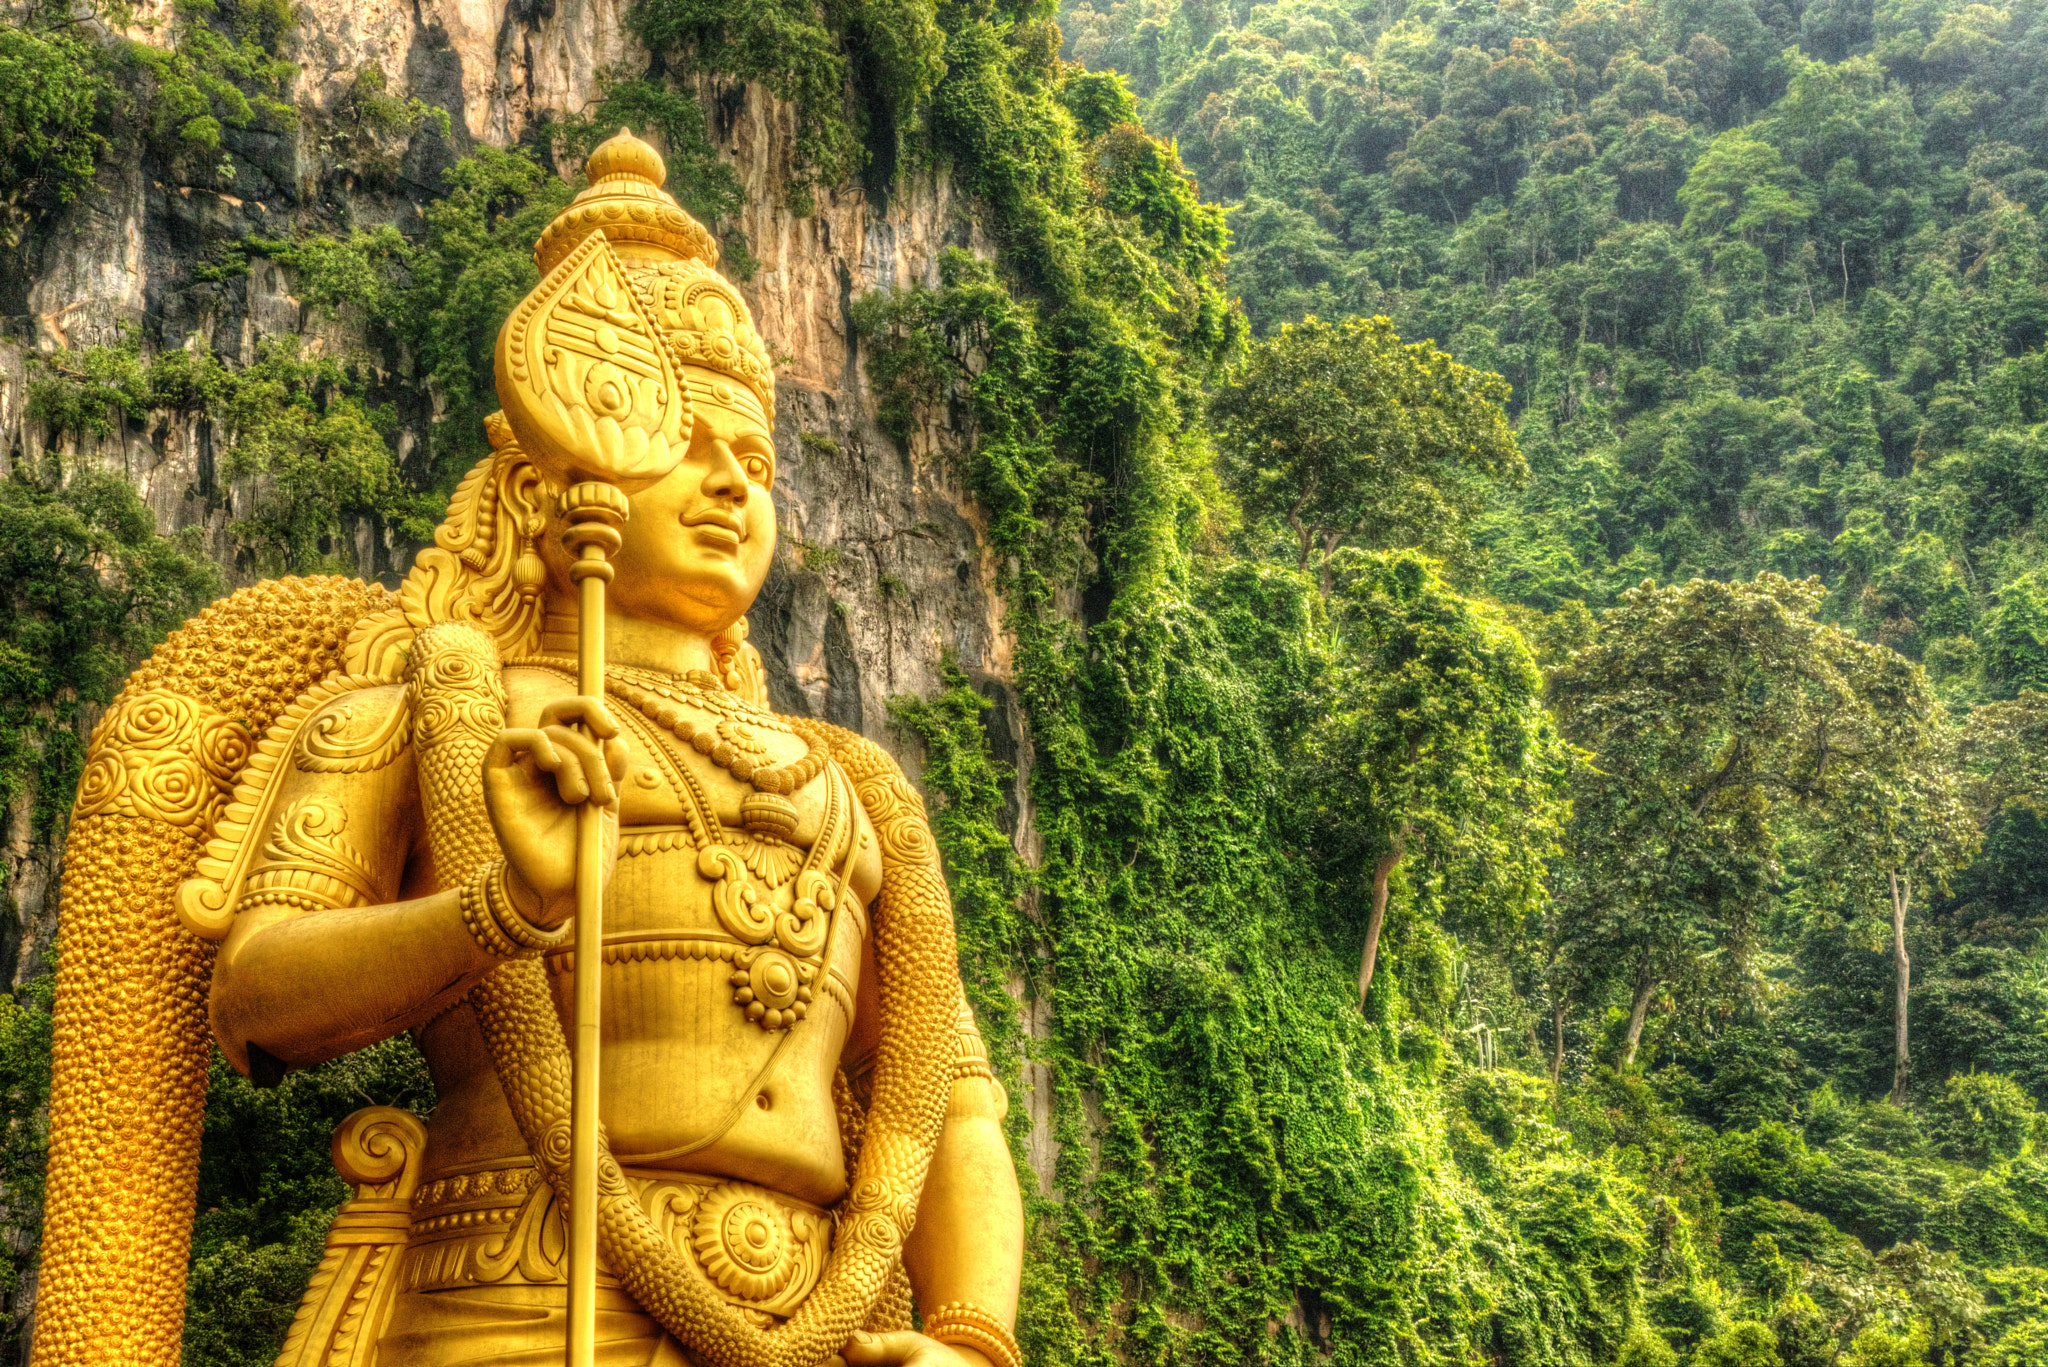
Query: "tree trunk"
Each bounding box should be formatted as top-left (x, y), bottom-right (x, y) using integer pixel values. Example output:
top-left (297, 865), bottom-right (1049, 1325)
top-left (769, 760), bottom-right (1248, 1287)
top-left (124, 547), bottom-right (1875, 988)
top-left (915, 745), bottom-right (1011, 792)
top-left (1356, 835), bottom-right (1407, 1012)
top-left (1289, 511), bottom-right (1312, 576)
top-left (1320, 529), bottom-right (1342, 601)
top-left (1890, 870), bottom-right (1912, 1106)
top-left (1551, 997), bottom-right (1567, 1091)
top-left (1623, 953), bottom-right (1657, 1067)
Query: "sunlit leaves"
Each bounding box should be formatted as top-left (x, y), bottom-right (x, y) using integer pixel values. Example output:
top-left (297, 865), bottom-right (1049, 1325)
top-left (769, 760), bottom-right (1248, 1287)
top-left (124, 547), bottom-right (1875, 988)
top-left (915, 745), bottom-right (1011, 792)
top-left (1209, 314), bottom-right (1523, 587)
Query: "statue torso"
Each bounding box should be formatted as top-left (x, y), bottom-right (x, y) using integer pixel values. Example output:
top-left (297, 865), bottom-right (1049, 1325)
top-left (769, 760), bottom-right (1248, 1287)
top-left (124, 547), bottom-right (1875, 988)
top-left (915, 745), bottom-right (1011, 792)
top-left (403, 665), bottom-right (885, 1208)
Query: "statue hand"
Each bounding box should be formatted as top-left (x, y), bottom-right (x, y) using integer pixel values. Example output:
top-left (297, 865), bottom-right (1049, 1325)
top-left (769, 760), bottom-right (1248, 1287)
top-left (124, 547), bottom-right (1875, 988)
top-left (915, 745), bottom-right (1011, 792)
top-left (482, 696), bottom-right (629, 929)
top-left (834, 1331), bottom-right (994, 1367)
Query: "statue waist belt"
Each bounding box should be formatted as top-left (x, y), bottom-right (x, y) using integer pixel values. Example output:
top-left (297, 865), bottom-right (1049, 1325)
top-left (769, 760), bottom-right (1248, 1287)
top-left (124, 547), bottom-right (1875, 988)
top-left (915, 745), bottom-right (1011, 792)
top-left (401, 1161), bottom-right (832, 1323)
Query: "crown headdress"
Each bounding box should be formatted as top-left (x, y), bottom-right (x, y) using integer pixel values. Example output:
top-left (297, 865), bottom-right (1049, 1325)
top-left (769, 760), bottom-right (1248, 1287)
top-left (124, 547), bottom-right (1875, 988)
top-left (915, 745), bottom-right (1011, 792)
top-left (533, 129), bottom-right (777, 430)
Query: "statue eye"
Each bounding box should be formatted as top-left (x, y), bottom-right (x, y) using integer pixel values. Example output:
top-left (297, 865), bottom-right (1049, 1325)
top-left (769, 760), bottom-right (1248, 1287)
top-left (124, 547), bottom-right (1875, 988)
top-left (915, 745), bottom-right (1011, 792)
top-left (741, 454), bottom-right (773, 486)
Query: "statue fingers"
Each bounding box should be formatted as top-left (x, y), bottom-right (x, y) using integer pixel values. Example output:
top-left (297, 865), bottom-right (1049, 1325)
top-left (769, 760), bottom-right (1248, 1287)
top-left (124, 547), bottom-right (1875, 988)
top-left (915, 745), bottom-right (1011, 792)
top-left (493, 727), bottom-right (585, 804)
top-left (487, 727), bottom-right (556, 778)
top-left (535, 725), bottom-right (618, 808)
top-left (840, 1331), bottom-right (966, 1367)
top-left (536, 694), bottom-right (620, 739)
top-left (531, 697), bottom-right (628, 781)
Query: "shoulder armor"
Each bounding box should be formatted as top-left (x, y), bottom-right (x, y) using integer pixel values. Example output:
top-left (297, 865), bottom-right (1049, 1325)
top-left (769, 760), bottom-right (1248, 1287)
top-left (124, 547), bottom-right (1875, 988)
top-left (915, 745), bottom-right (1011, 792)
top-left (177, 676), bottom-right (409, 940)
top-left (808, 722), bottom-right (941, 877)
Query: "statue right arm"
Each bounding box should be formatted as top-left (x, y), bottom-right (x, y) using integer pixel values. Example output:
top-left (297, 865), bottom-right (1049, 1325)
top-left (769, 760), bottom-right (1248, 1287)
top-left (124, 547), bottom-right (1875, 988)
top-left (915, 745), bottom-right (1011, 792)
top-left (208, 691), bottom-right (501, 1076)
top-left (210, 684), bottom-right (627, 1076)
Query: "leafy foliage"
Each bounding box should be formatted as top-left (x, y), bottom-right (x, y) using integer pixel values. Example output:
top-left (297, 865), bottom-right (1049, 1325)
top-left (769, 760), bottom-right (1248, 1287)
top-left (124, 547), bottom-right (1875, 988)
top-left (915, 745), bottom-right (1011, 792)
top-left (0, 17), bottom-right (106, 246)
top-left (1306, 548), bottom-right (1567, 1006)
top-left (26, 338), bottom-right (409, 573)
top-left (1209, 314), bottom-right (1523, 589)
top-left (1061, 0), bottom-right (2048, 693)
top-left (0, 466), bottom-right (220, 841)
top-left (1549, 573), bottom-right (1973, 1067)
top-left (181, 1041), bottom-right (434, 1367)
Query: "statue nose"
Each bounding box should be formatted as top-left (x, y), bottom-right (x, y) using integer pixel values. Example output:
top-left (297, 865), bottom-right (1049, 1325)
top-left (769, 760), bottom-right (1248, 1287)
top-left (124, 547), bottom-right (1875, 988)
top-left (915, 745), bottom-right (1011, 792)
top-left (703, 442), bottom-right (748, 502)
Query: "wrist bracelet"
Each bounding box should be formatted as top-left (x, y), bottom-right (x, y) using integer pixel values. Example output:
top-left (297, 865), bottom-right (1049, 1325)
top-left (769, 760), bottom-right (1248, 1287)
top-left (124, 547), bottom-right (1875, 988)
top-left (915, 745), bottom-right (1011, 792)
top-left (489, 861), bottom-right (572, 952)
top-left (459, 860), bottom-right (570, 959)
top-left (924, 1302), bottom-right (1022, 1367)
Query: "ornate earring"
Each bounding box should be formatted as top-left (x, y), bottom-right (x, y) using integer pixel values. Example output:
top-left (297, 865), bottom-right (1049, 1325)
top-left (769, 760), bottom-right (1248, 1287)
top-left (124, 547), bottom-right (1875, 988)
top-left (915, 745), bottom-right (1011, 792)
top-left (513, 518), bottom-right (546, 602)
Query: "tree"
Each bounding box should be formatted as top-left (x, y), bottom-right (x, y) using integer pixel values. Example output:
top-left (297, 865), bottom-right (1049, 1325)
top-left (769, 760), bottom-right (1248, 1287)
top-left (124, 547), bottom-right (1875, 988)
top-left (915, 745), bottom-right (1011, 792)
top-left (1678, 127), bottom-right (1812, 249)
top-left (0, 16), bottom-right (106, 248)
top-left (1303, 550), bottom-right (1570, 1010)
top-left (1209, 315), bottom-right (1524, 597)
top-left (1552, 575), bottom-right (1968, 1068)
top-left (1796, 635), bottom-right (1975, 1104)
top-left (1961, 691), bottom-right (2048, 820)
top-left (1980, 572), bottom-right (2048, 699)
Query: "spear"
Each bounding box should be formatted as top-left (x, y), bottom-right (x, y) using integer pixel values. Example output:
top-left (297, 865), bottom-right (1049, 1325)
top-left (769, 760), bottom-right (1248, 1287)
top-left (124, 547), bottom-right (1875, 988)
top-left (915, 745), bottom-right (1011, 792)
top-left (495, 217), bottom-right (690, 1364)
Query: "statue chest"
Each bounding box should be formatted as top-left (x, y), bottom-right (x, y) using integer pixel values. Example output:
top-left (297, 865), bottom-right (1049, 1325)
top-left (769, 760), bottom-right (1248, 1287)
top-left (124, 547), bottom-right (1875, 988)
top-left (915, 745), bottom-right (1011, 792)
top-left (569, 825), bottom-right (866, 1030)
top-left (536, 830), bottom-right (866, 1173)
top-left (598, 718), bottom-right (867, 1022)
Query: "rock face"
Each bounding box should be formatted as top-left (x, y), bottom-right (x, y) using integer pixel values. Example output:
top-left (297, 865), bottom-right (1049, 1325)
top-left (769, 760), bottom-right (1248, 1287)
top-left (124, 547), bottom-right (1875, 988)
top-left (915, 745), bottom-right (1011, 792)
top-left (0, 0), bottom-right (1026, 985)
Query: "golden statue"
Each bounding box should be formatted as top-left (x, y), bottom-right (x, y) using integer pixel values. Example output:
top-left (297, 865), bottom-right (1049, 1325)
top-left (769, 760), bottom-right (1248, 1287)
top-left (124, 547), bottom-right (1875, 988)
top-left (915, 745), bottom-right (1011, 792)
top-left (30, 130), bottom-right (1024, 1367)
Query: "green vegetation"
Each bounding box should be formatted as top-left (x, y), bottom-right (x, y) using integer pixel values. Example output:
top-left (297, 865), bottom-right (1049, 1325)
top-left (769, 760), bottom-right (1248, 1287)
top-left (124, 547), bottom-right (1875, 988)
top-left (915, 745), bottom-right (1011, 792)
top-left (1209, 312), bottom-right (1522, 588)
top-left (1059, 0), bottom-right (2048, 683)
top-left (0, 467), bottom-right (220, 845)
top-left (2, 0), bottom-right (311, 212)
top-left (0, 15), bottom-right (105, 246)
top-left (26, 337), bottom-right (411, 572)
top-left (8, 0), bottom-right (2048, 1361)
top-left (182, 1042), bottom-right (434, 1367)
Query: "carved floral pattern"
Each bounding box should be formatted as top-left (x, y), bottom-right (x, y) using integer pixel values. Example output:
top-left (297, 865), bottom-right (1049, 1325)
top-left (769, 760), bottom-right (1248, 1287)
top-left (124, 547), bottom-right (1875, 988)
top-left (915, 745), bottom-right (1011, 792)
top-left (76, 691), bottom-right (255, 832)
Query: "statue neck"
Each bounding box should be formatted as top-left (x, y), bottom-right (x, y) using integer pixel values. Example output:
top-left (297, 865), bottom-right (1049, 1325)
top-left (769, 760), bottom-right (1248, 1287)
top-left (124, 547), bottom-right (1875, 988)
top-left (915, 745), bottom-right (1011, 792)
top-left (537, 605), bottom-right (724, 679)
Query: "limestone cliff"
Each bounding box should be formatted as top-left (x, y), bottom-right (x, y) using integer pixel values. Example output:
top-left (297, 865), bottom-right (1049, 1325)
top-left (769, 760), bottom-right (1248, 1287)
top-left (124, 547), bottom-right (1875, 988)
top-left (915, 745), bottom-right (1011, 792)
top-left (0, 0), bottom-right (1024, 987)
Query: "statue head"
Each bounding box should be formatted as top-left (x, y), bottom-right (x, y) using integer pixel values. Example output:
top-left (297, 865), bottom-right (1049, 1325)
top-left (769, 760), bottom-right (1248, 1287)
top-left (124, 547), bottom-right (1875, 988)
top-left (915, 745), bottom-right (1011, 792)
top-left (368, 130), bottom-right (779, 673)
top-left (522, 129), bottom-right (780, 636)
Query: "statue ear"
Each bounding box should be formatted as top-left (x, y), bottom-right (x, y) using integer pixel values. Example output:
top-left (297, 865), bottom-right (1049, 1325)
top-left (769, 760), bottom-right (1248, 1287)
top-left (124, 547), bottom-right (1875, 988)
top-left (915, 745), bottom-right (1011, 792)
top-left (502, 461), bottom-right (551, 603)
top-left (713, 617), bottom-right (771, 707)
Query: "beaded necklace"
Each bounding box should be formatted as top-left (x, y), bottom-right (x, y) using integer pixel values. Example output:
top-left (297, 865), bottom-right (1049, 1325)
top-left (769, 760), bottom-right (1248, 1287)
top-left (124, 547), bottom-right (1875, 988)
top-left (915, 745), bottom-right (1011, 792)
top-left (522, 656), bottom-right (828, 838)
top-left (513, 658), bottom-right (859, 1035)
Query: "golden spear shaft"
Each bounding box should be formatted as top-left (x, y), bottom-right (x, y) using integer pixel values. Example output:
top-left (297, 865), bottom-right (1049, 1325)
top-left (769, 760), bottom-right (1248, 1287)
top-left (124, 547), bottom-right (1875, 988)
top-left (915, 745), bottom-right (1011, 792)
top-left (492, 196), bottom-right (689, 1366)
top-left (559, 483), bottom-right (628, 1365)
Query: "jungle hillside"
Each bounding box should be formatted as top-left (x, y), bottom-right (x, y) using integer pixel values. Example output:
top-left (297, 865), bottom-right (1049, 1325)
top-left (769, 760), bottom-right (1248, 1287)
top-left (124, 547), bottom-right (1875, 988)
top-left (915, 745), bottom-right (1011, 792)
top-left (4, 0), bottom-right (2048, 1362)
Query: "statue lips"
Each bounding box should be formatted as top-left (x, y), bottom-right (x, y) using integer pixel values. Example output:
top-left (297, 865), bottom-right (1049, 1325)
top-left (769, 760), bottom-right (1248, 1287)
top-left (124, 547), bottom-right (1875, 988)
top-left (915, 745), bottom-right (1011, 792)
top-left (684, 509), bottom-right (745, 553)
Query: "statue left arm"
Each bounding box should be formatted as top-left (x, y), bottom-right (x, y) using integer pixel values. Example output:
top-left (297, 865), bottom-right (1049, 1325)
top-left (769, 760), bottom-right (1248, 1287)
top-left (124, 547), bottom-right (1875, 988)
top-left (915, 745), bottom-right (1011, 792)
top-left (821, 721), bottom-right (1024, 1364)
top-left (902, 1005), bottom-right (1024, 1329)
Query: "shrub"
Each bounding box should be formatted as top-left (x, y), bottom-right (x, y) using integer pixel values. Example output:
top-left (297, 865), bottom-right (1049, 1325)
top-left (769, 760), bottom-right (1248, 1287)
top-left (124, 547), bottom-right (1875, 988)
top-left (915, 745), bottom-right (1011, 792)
top-left (1616, 1324), bottom-right (1681, 1366)
top-left (1929, 1072), bottom-right (2036, 1166)
top-left (0, 26), bottom-right (106, 245)
top-left (1839, 1320), bottom-right (1928, 1366)
top-left (1771, 1292), bottom-right (1836, 1367)
top-left (1723, 1199), bottom-right (1860, 1272)
top-left (1694, 1319), bottom-right (1785, 1367)
top-left (1713, 1123), bottom-right (1816, 1202)
top-left (1647, 1283), bottom-right (1726, 1353)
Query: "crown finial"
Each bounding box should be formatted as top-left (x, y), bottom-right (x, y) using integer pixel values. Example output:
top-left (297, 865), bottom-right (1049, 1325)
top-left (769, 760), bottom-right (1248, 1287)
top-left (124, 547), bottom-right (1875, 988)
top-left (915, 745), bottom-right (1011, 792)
top-left (586, 127), bottom-right (667, 188)
top-left (533, 129), bottom-right (716, 275)
top-left (523, 127), bottom-right (777, 429)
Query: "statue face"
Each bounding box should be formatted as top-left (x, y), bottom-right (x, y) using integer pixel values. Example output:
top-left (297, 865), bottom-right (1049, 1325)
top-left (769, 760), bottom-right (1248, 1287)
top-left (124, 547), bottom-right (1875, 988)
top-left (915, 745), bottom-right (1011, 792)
top-left (573, 369), bottom-right (777, 634)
